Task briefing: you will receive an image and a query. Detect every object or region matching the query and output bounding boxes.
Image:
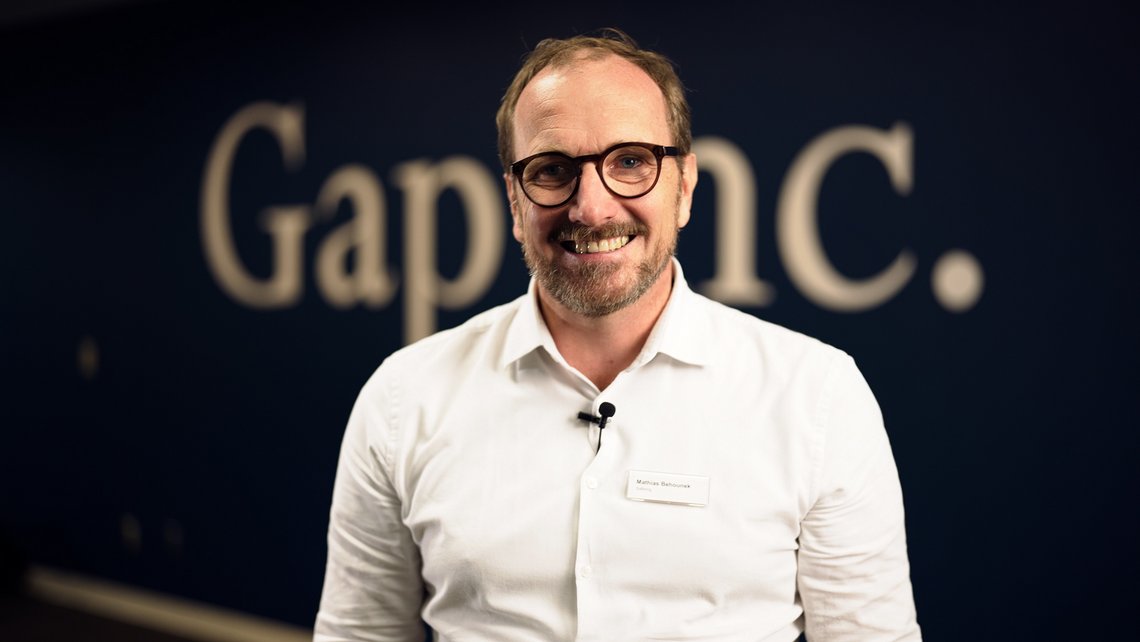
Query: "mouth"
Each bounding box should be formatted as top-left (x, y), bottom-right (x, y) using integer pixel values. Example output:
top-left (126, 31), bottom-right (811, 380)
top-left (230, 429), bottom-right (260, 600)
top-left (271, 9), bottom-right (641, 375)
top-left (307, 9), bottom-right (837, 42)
top-left (558, 235), bottom-right (634, 255)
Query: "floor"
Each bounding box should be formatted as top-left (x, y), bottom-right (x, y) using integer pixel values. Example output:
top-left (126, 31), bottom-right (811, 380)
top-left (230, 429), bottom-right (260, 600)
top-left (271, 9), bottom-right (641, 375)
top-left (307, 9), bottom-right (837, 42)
top-left (0, 591), bottom-right (199, 642)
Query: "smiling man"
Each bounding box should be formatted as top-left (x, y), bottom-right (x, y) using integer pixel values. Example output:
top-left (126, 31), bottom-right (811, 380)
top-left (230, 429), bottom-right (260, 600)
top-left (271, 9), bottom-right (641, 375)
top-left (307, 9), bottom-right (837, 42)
top-left (505, 47), bottom-right (697, 391)
top-left (315, 29), bottom-right (921, 642)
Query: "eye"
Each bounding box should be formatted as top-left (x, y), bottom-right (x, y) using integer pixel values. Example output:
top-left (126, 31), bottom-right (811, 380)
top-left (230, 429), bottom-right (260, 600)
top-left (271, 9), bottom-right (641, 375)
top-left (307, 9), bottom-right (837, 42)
top-left (540, 163), bottom-right (571, 177)
top-left (525, 156), bottom-right (576, 186)
top-left (606, 146), bottom-right (657, 183)
top-left (617, 155), bottom-right (643, 170)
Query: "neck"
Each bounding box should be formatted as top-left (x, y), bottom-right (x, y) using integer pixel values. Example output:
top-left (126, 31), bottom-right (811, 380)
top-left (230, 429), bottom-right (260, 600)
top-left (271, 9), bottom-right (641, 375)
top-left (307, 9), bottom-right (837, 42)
top-left (538, 262), bottom-right (675, 391)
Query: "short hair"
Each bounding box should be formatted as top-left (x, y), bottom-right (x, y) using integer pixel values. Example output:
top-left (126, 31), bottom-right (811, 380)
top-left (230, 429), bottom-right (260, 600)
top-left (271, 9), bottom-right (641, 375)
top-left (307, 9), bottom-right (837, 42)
top-left (495, 28), bottom-right (691, 174)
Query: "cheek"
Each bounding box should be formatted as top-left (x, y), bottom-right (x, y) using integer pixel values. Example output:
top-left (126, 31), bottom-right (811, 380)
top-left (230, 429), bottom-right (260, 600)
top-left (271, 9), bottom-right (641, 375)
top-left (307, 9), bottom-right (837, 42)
top-left (641, 193), bottom-right (680, 230)
top-left (513, 208), bottom-right (546, 245)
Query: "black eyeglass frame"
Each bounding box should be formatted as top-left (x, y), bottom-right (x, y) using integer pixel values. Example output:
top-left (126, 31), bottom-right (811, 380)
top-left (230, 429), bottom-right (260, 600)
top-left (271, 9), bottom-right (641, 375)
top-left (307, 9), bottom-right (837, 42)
top-left (510, 142), bottom-right (681, 208)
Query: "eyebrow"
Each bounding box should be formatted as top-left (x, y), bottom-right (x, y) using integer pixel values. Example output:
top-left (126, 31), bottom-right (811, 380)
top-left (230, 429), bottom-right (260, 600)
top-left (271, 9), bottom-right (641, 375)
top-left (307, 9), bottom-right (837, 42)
top-left (531, 142), bottom-right (633, 158)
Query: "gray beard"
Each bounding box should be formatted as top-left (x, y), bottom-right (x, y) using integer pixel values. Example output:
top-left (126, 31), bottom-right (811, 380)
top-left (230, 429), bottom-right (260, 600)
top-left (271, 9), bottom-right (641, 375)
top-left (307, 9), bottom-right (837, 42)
top-left (523, 231), bottom-right (676, 318)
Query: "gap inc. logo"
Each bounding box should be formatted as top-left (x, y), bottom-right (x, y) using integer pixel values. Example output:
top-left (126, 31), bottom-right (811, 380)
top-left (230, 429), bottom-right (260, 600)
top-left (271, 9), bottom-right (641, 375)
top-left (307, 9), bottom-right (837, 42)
top-left (201, 102), bottom-right (983, 344)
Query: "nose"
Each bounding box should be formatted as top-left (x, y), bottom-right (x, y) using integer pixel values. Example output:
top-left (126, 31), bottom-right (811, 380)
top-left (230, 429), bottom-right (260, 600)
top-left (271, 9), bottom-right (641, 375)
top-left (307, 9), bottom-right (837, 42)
top-left (567, 161), bottom-right (618, 227)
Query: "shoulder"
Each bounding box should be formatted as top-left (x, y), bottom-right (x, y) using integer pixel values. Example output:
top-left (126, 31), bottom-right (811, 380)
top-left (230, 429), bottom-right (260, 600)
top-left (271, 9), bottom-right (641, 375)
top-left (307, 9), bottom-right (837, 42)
top-left (673, 287), bottom-right (874, 429)
top-left (685, 289), bottom-right (851, 379)
top-left (684, 292), bottom-right (882, 455)
top-left (371, 294), bottom-right (526, 383)
top-left (347, 295), bottom-right (525, 440)
top-left (346, 294), bottom-right (529, 462)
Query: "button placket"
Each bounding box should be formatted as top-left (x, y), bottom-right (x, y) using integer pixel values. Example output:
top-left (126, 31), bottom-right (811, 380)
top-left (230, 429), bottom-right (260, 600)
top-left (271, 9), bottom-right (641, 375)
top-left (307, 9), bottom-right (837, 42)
top-left (574, 470), bottom-right (597, 637)
top-left (575, 422), bottom-right (607, 637)
top-left (575, 390), bottom-right (624, 639)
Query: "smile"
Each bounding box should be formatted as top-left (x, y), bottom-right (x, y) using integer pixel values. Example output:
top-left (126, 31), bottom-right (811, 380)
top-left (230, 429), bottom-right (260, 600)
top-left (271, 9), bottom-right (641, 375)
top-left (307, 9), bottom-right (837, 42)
top-left (560, 235), bottom-right (633, 254)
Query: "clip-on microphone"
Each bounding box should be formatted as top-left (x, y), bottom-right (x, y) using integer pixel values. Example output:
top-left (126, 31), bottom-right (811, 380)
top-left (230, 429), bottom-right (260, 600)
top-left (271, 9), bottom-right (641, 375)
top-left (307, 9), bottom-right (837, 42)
top-left (577, 402), bottom-right (617, 453)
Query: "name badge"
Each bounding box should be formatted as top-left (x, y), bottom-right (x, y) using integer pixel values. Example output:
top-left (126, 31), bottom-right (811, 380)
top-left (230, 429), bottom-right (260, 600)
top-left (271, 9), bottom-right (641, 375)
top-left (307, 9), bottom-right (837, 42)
top-left (626, 470), bottom-right (710, 507)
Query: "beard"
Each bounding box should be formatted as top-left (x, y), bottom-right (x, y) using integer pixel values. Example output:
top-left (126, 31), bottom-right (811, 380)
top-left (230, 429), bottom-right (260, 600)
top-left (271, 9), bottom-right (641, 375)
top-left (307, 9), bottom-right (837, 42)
top-left (521, 212), bottom-right (680, 318)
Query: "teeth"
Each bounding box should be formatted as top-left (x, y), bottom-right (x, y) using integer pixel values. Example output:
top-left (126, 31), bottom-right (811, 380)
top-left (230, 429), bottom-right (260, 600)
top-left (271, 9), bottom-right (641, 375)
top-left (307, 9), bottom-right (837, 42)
top-left (572, 235), bottom-right (630, 254)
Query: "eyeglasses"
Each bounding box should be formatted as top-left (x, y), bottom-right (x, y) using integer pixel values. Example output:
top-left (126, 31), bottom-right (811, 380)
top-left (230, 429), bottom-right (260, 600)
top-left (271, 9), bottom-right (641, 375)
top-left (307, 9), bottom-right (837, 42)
top-left (510, 142), bottom-right (680, 208)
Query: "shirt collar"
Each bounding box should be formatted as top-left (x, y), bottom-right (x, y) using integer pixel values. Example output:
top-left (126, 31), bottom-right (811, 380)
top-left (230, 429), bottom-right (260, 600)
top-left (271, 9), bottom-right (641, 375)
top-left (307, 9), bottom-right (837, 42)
top-left (497, 258), bottom-right (712, 371)
top-left (499, 277), bottom-right (562, 370)
top-left (633, 258), bottom-right (711, 368)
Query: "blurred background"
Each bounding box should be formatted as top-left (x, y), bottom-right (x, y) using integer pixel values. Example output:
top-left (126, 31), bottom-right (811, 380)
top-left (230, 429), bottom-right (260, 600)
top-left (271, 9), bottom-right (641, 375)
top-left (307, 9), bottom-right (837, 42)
top-left (1, 0), bottom-right (1137, 639)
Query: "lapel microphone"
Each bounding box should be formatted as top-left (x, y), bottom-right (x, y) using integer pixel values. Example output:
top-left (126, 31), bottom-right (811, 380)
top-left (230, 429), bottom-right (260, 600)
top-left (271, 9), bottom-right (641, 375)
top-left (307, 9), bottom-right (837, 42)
top-left (577, 402), bottom-right (617, 452)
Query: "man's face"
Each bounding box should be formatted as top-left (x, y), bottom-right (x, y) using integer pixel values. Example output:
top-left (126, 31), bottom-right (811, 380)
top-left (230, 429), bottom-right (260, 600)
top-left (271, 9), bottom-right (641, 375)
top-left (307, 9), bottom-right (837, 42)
top-left (507, 53), bottom-right (697, 318)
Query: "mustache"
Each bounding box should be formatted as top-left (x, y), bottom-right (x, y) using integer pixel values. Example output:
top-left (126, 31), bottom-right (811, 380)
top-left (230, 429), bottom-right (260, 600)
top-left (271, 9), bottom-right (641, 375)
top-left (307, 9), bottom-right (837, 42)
top-left (548, 221), bottom-right (649, 243)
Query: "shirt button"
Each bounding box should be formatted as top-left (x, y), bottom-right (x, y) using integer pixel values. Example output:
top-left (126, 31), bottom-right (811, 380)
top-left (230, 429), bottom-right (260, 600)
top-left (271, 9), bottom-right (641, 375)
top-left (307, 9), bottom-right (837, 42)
top-left (580, 565), bottom-right (593, 578)
top-left (585, 477), bottom-right (598, 490)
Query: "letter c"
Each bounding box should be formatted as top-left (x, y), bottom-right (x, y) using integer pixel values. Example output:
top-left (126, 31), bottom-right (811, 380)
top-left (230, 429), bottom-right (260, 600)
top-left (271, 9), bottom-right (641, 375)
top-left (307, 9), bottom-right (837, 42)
top-left (776, 122), bottom-right (917, 312)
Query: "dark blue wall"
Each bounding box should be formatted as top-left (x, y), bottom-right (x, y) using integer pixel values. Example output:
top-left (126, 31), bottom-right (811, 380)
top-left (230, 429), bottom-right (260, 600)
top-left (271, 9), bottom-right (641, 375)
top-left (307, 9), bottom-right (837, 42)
top-left (2, 1), bottom-right (1137, 637)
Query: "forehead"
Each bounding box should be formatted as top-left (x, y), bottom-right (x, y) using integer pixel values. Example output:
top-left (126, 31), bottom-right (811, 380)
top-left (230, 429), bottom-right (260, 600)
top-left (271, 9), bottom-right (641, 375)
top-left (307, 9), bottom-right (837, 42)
top-left (512, 53), bottom-right (670, 159)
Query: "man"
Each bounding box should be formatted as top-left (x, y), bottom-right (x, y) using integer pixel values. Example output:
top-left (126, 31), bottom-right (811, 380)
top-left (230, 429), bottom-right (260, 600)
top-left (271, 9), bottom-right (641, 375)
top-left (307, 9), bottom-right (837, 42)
top-left (315, 29), bottom-right (921, 642)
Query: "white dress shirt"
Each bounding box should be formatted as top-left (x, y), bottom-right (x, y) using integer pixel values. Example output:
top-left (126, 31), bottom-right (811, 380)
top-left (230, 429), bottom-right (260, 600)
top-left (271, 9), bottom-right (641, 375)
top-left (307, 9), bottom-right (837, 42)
top-left (315, 260), bottom-right (921, 642)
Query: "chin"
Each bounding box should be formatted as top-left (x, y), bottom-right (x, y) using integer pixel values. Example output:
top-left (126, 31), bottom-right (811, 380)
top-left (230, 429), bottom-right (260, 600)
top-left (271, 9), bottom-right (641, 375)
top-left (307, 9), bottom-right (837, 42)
top-left (529, 249), bottom-right (671, 318)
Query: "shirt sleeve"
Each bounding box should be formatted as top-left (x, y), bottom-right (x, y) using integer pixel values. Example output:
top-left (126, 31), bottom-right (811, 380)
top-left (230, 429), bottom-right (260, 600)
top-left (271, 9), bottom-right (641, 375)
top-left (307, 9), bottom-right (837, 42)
top-left (314, 373), bottom-right (426, 642)
top-left (796, 354), bottom-right (922, 641)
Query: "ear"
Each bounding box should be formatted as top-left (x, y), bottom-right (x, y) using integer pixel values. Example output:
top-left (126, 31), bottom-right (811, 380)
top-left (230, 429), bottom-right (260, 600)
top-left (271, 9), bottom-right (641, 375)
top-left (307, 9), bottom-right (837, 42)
top-left (675, 152), bottom-right (698, 229)
top-left (504, 174), bottom-right (524, 243)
